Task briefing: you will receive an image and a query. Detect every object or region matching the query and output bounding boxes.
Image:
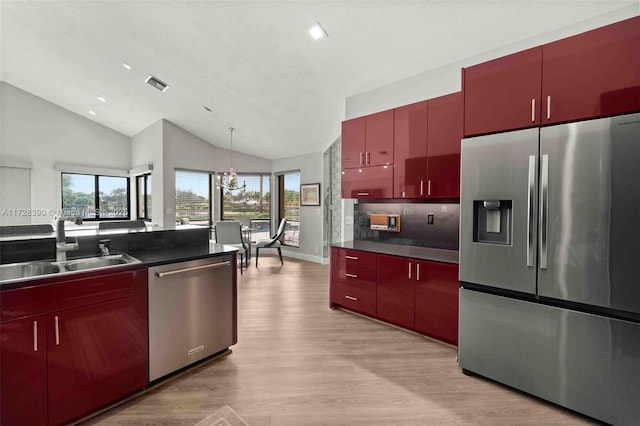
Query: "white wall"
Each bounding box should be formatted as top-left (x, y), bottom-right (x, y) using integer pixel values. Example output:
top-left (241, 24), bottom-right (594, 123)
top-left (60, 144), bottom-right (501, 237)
top-left (272, 152), bottom-right (324, 263)
top-left (0, 82), bottom-right (131, 224)
top-left (131, 119), bottom-right (163, 225)
top-left (346, 5), bottom-right (639, 119)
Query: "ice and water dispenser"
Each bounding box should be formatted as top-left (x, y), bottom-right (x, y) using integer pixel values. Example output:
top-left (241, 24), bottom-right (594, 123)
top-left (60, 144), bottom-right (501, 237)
top-left (473, 200), bottom-right (512, 245)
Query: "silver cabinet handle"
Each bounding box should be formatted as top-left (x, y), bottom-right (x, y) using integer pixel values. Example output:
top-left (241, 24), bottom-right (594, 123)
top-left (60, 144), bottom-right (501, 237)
top-left (359, 152), bottom-right (364, 166)
top-left (156, 261), bottom-right (231, 278)
top-left (526, 155), bottom-right (536, 267)
top-left (427, 180), bottom-right (432, 196)
top-left (54, 316), bottom-right (60, 346)
top-left (416, 263), bottom-right (420, 281)
top-left (345, 295), bottom-right (358, 301)
top-left (546, 96), bottom-right (551, 120)
top-left (366, 152), bottom-right (370, 164)
top-left (420, 180), bottom-right (424, 196)
top-left (539, 155), bottom-right (549, 269)
top-left (33, 321), bottom-right (38, 352)
top-left (531, 98), bottom-right (536, 122)
top-left (356, 192), bottom-right (370, 196)
top-left (345, 255), bottom-right (358, 260)
top-left (345, 273), bottom-right (358, 278)
top-left (408, 262), bottom-right (412, 280)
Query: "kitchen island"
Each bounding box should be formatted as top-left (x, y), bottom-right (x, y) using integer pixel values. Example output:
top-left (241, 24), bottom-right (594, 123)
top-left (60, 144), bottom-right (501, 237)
top-left (0, 225), bottom-right (238, 425)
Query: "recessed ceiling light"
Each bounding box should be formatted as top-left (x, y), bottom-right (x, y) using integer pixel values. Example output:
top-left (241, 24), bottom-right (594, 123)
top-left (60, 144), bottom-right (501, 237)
top-left (122, 62), bottom-right (133, 71)
top-left (88, 110), bottom-right (96, 116)
top-left (96, 95), bottom-right (107, 103)
top-left (307, 22), bottom-right (327, 40)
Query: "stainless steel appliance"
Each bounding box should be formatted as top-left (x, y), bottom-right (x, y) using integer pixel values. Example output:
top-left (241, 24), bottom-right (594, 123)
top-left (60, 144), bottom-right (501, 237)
top-left (148, 255), bottom-right (235, 381)
top-left (459, 112), bottom-right (640, 425)
top-left (369, 213), bottom-right (401, 232)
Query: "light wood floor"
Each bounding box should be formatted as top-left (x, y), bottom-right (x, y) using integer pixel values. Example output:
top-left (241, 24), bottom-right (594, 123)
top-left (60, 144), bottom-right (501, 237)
top-left (86, 257), bottom-right (598, 425)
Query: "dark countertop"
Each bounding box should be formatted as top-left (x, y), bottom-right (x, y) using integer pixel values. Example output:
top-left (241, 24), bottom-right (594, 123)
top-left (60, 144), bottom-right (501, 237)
top-left (129, 242), bottom-right (238, 267)
top-left (333, 241), bottom-right (459, 264)
top-left (0, 224), bottom-right (207, 242)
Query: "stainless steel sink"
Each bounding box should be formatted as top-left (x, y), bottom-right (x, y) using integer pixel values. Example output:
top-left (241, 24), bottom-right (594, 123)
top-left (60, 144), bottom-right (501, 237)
top-left (0, 262), bottom-right (62, 281)
top-left (0, 254), bottom-right (141, 285)
top-left (61, 254), bottom-right (140, 272)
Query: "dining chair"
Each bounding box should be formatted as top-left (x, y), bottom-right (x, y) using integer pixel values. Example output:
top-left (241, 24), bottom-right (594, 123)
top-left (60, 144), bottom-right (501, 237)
top-left (254, 218), bottom-right (287, 267)
top-left (235, 216), bottom-right (252, 228)
top-left (215, 221), bottom-right (248, 274)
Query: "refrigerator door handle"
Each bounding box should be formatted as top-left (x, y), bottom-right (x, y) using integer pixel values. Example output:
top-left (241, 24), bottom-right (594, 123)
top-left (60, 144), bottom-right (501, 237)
top-left (527, 155), bottom-right (536, 267)
top-left (539, 154), bottom-right (549, 269)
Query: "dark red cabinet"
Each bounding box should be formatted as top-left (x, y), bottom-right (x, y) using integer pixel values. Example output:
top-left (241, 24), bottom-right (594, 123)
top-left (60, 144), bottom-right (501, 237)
top-left (463, 47), bottom-right (543, 137)
top-left (0, 267), bottom-right (148, 425)
top-left (394, 94), bottom-right (461, 199)
top-left (542, 16), bottom-right (640, 124)
top-left (426, 93), bottom-right (462, 198)
top-left (463, 17), bottom-right (640, 136)
top-left (47, 286), bottom-right (148, 425)
top-left (414, 261), bottom-right (459, 345)
top-left (341, 117), bottom-right (366, 169)
top-left (393, 100), bottom-right (429, 198)
top-left (330, 248), bottom-right (377, 316)
top-left (341, 165), bottom-right (393, 199)
top-left (377, 255), bottom-right (415, 330)
top-left (0, 314), bottom-right (48, 426)
top-left (341, 109), bottom-right (394, 198)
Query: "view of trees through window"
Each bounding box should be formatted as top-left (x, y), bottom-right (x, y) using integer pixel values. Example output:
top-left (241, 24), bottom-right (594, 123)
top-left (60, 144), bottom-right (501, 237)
top-left (61, 173), bottom-right (129, 219)
top-left (175, 170), bottom-right (211, 226)
top-left (221, 174), bottom-right (271, 238)
top-left (280, 171), bottom-right (300, 247)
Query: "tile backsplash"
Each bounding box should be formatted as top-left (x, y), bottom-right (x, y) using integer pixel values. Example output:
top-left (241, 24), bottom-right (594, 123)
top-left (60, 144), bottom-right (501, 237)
top-left (354, 203), bottom-right (459, 251)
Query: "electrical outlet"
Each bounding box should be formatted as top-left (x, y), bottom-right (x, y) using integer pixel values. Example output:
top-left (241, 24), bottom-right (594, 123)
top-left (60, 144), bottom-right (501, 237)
top-left (427, 213), bottom-right (434, 224)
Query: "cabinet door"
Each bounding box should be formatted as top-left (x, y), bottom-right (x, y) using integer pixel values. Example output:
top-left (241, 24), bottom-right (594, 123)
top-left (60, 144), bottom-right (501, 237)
top-left (393, 100), bottom-right (429, 198)
top-left (0, 314), bottom-right (47, 426)
top-left (427, 92), bottom-right (462, 198)
top-left (542, 16), bottom-right (640, 124)
top-left (415, 261), bottom-right (459, 345)
top-left (341, 165), bottom-right (393, 199)
top-left (463, 47), bottom-right (543, 136)
top-left (47, 291), bottom-right (148, 425)
top-left (342, 117), bottom-right (366, 169)
top-left (365, 109), bottom-right (394, 166)
top-left (377, 255), bottom-right (414, 329)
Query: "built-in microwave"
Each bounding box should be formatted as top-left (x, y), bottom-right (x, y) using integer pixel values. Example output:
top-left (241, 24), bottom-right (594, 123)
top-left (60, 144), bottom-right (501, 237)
top-left (370, 214), bottom-right (401, 232)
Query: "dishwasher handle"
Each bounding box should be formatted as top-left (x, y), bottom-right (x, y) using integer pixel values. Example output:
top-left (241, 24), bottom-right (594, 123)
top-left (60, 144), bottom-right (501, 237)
top-left (155, 261), bottom-right (231, 278)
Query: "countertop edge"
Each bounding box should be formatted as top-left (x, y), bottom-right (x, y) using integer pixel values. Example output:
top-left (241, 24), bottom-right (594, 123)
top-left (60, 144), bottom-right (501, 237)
top-left (332, 241), bottom-right (459, 264)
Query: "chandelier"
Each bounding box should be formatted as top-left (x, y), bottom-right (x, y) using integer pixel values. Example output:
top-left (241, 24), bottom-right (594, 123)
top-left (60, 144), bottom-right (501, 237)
top-left (216, 127), bottom-right (247, 193)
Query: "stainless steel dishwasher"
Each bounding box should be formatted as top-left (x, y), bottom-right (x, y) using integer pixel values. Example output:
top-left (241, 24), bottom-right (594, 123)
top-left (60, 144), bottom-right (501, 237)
top-left (148, 255), bottom-right (235, 381)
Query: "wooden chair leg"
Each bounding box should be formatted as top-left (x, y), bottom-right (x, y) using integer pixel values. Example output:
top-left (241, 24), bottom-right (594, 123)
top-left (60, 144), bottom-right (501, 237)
top-left (278, 247), bottom-right (283, 265)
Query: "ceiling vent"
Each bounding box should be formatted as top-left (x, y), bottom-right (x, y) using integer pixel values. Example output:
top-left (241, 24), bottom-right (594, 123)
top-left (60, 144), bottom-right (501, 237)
top-left (145, 75), bottom-right (169, 92)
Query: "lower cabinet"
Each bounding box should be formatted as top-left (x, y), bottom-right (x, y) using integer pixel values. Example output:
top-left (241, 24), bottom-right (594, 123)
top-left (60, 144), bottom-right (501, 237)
top-left (0, 268), bottom-right (148, 425)
top-left (0, 314), bottom-right (48, 426)
top-left (330, 248), bottom-right (459, 345)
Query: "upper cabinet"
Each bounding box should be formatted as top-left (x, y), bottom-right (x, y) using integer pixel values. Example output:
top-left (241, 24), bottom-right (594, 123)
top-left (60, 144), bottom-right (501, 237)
top-left (394, 93), bottom-right (462, 199)
top-left (463, 47), bottom-right (543, 137)
top-left (341, 110), bottom-right (394, 169)
top-left (463, 16), bottom-right (640, 137)
top-left (542, 16), bottom-right (640, 125)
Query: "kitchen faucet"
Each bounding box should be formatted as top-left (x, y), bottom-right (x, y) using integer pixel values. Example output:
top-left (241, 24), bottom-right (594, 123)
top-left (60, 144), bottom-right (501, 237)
top-left (56, 215), bottom-right (83, 261)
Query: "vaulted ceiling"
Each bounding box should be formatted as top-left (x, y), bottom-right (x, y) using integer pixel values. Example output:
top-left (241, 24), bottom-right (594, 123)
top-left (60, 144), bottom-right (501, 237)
top-left (1, 1), bottom-right (635, 159)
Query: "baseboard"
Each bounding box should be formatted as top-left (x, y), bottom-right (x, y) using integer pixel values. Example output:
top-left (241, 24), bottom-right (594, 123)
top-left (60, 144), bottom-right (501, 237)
top-left (280, 250), bottom-right (327, 264)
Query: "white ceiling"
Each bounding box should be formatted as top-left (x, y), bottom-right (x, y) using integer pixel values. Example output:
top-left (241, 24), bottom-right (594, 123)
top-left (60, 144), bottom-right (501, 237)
top-left (1, 1), bottom-right (636, 160)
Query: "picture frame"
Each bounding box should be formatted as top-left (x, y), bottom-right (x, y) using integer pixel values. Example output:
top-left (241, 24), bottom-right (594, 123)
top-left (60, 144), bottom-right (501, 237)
top-left (300, 183), bottom-right (321, 206)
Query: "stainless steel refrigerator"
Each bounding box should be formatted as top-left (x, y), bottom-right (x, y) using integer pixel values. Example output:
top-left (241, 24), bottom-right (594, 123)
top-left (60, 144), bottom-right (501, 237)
top-left (459, 112), bottom-right (640, 425)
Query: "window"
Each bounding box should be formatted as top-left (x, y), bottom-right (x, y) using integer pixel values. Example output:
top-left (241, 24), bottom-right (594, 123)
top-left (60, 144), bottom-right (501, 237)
top-left (220, 173), bottom-right (271, 239)
top-left (175, 170), bottom-right (211, 226)
top-left (61, 173), bottom-right (129, 220)
top-left (278, 171), bottom-right (300, 247)
top-left (136, 173), bottom-right (152, 221)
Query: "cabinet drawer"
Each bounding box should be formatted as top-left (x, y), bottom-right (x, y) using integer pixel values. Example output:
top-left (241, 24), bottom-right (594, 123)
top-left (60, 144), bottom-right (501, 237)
top-left (332, 248), bottom-right (377, 268)
top-left (330, 282), bottom-right (376, 317)
top-left (331, 262), bottom-right (376, 290)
